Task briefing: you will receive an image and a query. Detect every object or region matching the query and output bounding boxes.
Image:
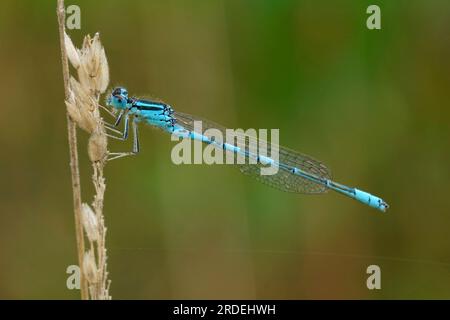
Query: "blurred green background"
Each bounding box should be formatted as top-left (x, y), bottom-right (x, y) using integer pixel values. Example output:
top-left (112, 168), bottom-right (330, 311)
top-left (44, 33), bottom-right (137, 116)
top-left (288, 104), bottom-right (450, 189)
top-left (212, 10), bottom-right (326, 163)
top-left (0, 0), bottom-right (449, 299)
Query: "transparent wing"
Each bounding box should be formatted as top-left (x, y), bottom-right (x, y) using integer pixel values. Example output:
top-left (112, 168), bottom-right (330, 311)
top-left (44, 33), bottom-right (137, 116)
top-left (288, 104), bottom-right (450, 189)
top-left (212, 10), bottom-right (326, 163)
top-left (174, 112), bottom-right (332, 194)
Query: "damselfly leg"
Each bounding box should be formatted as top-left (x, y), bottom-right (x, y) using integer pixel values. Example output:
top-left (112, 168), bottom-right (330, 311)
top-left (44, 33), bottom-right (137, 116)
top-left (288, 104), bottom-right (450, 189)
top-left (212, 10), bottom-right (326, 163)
top-left (100, 108), bottom-right (140, 161)
top-left (98, 103), bottom-right (117, 118)
top-left (107, 119), bottom-right (140, 161)
top-left (105, 112), bottom-right (129, 141)
top-left (132, 119), bottom-right (140, 154)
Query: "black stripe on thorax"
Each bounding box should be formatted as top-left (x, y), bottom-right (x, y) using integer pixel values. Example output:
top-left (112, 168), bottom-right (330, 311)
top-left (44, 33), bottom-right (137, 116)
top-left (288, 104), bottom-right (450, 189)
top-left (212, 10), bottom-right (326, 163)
top-left (133, 99), bottom-right (167, 111)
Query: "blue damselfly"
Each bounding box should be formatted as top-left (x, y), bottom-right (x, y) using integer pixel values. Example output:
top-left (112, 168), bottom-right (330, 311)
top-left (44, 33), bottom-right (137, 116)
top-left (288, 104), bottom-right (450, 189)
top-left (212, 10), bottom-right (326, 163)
top-left (104, 87), bottom-right (388, 212)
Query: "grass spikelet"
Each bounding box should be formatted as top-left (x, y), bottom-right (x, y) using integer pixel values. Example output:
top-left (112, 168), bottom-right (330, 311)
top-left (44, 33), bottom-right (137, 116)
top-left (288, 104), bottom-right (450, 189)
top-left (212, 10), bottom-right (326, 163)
top-left (73, 33), bottom-right (110, 95)
top-left (83, 250), bottom-right (98, 285)
top-left (88, 130), bottom-right (108, 163)
top-left (81, 203), bottom-right (100, 242)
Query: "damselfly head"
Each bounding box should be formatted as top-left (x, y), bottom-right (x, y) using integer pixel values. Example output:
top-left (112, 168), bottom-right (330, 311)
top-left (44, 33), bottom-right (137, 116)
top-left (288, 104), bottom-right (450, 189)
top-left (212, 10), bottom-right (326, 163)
top-left (107, 87), bottom-right (129, 110)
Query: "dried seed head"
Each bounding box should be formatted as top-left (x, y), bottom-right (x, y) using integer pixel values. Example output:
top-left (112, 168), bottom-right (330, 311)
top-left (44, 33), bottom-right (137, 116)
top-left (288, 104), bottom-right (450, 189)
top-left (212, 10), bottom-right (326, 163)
top-left (97, 47), bottom-right (110, 93)
top-left (64, 33), bottom-right (110, 165)
top-left (83, 250), bottom-right (98, 284)
top-left (81, 203), bottom-right (100, 242)
top-left (64, 32), bottom-right (81, 69)
top-left (76, 33), bottom-right (110, 94)
top-left (88, 129), bottom-right (108, 163)
top-left (92, 33), bottom-right (110, 93)
top-left (66, 77), bottom-right (99, 133)
top-left (65, 99), bottom-right (83, 129)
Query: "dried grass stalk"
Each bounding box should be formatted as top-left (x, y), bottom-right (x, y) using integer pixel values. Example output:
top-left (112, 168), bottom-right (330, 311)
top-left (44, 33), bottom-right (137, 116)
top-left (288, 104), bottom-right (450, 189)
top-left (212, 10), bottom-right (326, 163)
top-left (57, 0), bottom-right (111, 300)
